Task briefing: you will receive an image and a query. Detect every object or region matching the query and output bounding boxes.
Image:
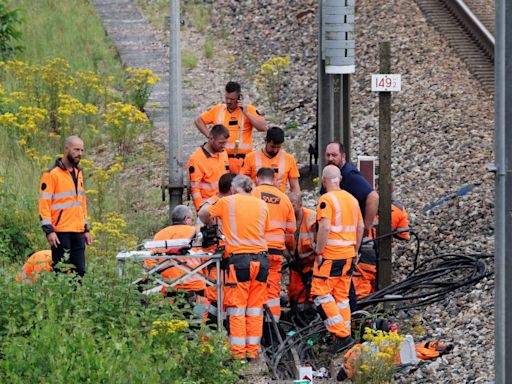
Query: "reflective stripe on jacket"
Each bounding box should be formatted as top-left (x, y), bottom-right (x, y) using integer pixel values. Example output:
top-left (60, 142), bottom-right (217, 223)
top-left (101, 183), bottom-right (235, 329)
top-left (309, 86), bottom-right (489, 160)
top-left (199, 103), bottom-right (259, 155)
top-left (207, 194), bottom-right (269, 256)
top-left (38, 158), bottom-right (87, 233)
top-left (241, 149), bottom-right (300, 192)
top-left (317, 190), bottom-right (362, 259)
top-left (293, 207), bottom-right (316, 260)
top-left (187, 145), bottom-right (229, 210)
top-left (252, 184), bottom-right (296, 250)
top-left (147, 224), bottom-right (205, 291)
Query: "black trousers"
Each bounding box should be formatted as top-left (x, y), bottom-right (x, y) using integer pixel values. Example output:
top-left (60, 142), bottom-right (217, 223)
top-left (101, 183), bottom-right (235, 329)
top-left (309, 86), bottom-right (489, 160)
top-left (51, 232), bottom-right (86, 277)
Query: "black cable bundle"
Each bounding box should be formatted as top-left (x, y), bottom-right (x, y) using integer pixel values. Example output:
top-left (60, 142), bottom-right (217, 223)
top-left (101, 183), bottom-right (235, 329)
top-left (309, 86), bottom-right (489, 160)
top-left (358, 252), bottom-right (493, 311)
top-left (265, 251), bottom-right (493, 380)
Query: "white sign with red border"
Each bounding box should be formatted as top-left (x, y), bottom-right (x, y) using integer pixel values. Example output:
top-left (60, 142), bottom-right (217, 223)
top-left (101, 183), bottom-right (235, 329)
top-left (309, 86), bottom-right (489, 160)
top-left (371, 74), bottom-right (401, 92)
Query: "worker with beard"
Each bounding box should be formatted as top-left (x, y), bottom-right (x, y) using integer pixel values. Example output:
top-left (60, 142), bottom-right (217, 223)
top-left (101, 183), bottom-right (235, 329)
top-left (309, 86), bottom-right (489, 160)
top-left (322, 142), bottom-right (378, 238)
top-left (322, 142), bottom-right (379, 312)
top-left (195, 81), bottom-right (268, 173)
top-left (39, 135), bottom-right (93, 277)
top-left (241, 126), bottom-right (300, 192)
top-left (187, 124), bottom-right (230, 210)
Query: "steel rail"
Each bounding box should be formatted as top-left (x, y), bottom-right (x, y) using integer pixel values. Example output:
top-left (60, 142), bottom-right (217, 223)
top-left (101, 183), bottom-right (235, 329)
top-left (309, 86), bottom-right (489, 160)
top-left (415, 0), bottom-right (495, 94)
top-left (442, 0), bottom-right (495, 60)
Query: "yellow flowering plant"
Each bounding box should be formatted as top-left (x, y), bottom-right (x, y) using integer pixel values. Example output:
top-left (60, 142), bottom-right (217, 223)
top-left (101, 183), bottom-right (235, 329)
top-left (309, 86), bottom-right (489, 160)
top-left (0, 58), bottom-right (155, 156)
top-left (85, 156), bottom-right (124, 220)
top-left (348, 328), bottom-right (405, 384)
top-left (73, 69), bottom-right (110, 105)
top-left (57, 94), bottom-right (99, 138)
top-left (150, 319), bottom-right (189, 336)
top-left (102, 101), bottom-right (150, 154)
top-left (88, 212), bottom-right (137, 258)
top-left (256, 56), bottom-right (289, 112)
top-left (124, 67), bottom-right (159, 111)
top-left (0, 105), bottom-right (48, 148)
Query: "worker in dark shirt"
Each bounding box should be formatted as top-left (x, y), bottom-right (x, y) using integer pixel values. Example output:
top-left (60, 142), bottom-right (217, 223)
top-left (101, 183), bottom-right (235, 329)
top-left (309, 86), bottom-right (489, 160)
top-left (321, 142), bottom-right (379, 238)
top-left (321, 142), bottom-right (379, 312)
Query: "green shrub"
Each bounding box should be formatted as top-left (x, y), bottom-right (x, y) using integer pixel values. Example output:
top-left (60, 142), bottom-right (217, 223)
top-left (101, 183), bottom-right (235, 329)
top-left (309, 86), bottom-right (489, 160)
top-left (0, 0), bottom-right (24, 60)
top-left (285, 121), bottom-right (298, 130)
top-left (0, 259), bottom-right (241, 383)
top-left (0, 178), bottom-right (38, 263)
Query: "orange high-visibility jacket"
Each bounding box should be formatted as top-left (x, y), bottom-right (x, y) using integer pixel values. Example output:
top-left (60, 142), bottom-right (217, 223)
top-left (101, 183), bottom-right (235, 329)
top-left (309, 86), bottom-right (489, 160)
top-left (289, 207), bottom-right (316, 260)
top-left (199, 104), bottom-right (260, 155)
top-left (150, 224), bottom-right (205, 291)
top-left (253, 184), bottom-right (296, 250)
top-left (16, 250), bottom-right (52, 283)
top-left (241, 149), bottom-right (300, 192)
top-left (187, 145), bottom-right (229, 210)
top-left (39, 159), bottom-right (88, 233)
top-left (207, 194), bottom-right (270, 256)
top-left (370, 200), bottom-right (410, 240)
top-left (317, 190), bottom-right (362, 260)
top-left (201, 195), bottom-right (220, 209)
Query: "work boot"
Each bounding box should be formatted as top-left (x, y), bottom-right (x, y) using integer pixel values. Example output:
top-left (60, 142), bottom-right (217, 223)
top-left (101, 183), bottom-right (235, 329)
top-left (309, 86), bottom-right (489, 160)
top-left (327, 335), bottom-right (355, 354)
top-left (336, 367), bottom-right (348, 381)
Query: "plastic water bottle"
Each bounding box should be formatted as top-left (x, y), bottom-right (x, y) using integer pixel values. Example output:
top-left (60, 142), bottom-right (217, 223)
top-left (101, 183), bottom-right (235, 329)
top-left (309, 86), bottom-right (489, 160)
top-left (399, 334), bottom-right (419, 365)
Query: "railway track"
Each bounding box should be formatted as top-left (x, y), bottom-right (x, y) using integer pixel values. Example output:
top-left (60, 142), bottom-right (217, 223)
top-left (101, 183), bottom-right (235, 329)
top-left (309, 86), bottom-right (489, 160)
top-left (414, 0), bottom-right (495, 94)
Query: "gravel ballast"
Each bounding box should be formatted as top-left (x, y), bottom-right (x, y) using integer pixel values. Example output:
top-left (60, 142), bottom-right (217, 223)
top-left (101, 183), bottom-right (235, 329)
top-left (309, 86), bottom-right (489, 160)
top-left (138, 0), bottom-right (496, 381)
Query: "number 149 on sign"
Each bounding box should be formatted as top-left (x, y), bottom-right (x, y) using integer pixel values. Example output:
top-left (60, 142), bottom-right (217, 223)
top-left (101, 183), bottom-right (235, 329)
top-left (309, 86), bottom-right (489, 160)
top-left (371, 74), bottom-right (401, 92)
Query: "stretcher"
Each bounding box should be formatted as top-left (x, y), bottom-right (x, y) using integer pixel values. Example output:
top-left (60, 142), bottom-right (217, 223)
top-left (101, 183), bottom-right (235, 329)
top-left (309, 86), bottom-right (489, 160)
top-left (116, 237), bottom-right (224, 329)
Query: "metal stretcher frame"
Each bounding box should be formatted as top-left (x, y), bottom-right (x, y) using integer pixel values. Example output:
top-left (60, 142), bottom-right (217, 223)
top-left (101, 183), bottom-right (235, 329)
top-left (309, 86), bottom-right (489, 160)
top-left (116, 240), bottom-right (224, 330)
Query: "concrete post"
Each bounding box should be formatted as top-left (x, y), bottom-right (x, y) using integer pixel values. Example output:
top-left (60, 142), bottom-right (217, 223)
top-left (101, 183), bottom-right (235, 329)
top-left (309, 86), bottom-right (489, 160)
top-left (168, 0), bottom-right (184, 222)
top-left (377, 42), bottom-right (392, 289)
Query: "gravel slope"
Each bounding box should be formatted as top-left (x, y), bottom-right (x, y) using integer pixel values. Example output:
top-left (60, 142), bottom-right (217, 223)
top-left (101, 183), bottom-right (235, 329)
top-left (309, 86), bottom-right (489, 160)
top-left (139, 0), bottom-right (496, 381)
top-left (209, 1), bottom-right (495, 382)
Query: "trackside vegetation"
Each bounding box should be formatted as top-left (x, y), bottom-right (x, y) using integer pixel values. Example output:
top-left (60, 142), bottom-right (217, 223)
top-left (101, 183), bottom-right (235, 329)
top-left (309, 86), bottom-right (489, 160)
top-left (0, 1), bottom-right (240, 382)
top-left (0, 262), bottom-right (239, 383)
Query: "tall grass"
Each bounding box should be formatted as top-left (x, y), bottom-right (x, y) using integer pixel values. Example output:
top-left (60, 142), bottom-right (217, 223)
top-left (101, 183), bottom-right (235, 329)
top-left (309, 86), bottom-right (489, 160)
top-left (183, 2), bottom-right (209, 33)
top-left (2, 0), bottom-right (125, 210)
top-left (12, 0), bottom-right (123, 75)
top-left (0, 0), bottom-right (167, 260)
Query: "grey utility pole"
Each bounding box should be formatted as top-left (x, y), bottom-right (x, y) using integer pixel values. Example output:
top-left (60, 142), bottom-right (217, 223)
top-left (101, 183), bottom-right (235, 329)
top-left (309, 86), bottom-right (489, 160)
top-left (495, 0), bottom-right (512, 382)
top-left (318, 0), bottom-right (355, 170)
top-left (377, 42), bottom-right (392, 290)
top-left (168, 0), bottom-right (184, 222)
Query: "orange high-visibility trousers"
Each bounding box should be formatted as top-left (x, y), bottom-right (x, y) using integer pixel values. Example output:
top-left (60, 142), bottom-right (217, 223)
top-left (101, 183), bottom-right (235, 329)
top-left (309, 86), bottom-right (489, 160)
top-left (224, 253), bottom-right (269, 359)
top-left (310, 257), bottom-right (354, 338)
top-left (266, 251), bottom-right (284, 322)
top-left (352, 247), bottom-right (377, 300)
top-left (352, 262), bottom-right (376, 300)
top-left (288, 261), bottom-right (314, 305)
